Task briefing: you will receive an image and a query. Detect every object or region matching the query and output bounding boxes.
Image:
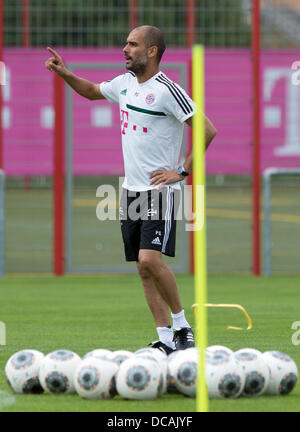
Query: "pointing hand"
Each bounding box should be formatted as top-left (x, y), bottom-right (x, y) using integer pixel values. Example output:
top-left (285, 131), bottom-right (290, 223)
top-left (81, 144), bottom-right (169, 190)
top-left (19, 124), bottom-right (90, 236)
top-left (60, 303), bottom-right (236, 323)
top-left (45, 47), bottom-right (66, 76)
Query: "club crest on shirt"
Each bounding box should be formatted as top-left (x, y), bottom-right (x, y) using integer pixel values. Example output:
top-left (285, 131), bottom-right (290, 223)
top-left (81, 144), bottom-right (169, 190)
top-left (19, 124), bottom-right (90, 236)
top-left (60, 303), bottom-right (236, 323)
top-left (145, 93), bottom-right (155, 104)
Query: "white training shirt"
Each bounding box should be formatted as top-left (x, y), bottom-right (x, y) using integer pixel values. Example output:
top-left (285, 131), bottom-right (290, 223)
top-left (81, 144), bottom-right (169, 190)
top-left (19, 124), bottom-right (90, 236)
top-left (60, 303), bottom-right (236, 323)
top-left (99, 70), bottom-right (196, 191)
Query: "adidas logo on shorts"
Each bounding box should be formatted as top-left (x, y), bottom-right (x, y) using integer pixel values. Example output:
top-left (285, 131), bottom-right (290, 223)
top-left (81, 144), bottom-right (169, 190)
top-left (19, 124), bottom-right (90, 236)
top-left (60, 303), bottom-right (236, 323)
top-left (151, 236), bottom-right (161, 245)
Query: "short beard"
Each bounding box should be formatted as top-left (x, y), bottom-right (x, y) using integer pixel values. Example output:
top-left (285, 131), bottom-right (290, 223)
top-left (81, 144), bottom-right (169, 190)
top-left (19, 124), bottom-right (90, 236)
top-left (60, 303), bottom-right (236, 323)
top-left (126, 53), bottom-right (148, 75)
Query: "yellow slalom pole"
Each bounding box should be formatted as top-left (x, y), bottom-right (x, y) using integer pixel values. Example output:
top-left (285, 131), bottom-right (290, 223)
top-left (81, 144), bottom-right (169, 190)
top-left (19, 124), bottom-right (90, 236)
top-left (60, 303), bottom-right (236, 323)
top-left (192, 44), bottom-right (209, 413)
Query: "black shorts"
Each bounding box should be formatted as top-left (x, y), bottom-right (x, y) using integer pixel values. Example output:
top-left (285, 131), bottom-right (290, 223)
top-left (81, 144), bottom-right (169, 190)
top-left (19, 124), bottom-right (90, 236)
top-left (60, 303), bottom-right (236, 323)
top-left (119, 187), bottom-right (180, 262)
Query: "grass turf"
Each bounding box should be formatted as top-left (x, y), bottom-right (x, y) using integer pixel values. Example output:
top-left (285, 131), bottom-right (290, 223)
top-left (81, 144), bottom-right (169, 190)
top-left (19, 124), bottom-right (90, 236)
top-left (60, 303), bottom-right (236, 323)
top-left (0, 274), bottom-right (300, 412)
top-left (6, 177), bottom-right (300, 274)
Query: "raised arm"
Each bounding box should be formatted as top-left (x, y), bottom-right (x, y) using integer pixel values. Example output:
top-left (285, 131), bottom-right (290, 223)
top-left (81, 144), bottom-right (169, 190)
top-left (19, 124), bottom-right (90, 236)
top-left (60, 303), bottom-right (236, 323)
top-left (45, 47), bottom-right (105, 101)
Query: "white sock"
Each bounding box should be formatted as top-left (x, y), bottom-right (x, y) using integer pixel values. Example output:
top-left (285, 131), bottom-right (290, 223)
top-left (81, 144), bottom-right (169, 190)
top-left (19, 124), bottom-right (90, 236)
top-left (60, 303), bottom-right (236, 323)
top-left (156, 326), bottom-right (175, 349)
top-left (171, 309), bottom-right (190, 331)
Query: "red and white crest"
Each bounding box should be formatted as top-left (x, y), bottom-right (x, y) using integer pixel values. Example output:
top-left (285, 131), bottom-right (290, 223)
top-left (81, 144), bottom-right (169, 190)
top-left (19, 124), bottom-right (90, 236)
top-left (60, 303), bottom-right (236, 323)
top-left (145, 93), bottom-right (155, 104)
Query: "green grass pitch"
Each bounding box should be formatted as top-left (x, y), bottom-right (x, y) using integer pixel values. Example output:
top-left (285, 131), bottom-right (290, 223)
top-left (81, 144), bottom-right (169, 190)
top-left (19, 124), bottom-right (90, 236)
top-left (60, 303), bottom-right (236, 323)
top-left (0, 273), bottom-right (300, 412)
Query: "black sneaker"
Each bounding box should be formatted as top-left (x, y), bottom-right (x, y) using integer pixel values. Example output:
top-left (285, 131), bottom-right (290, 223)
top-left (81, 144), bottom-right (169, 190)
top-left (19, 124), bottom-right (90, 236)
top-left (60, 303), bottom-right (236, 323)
top-left (148, 340), bottom-right (175, 356)
top-left (173, 327), bottom-right (195, 350)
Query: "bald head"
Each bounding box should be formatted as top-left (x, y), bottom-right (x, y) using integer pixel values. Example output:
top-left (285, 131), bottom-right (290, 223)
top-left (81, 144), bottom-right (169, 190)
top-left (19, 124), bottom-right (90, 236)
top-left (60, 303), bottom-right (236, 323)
top-left (131, 25), bottom-right (166, 63)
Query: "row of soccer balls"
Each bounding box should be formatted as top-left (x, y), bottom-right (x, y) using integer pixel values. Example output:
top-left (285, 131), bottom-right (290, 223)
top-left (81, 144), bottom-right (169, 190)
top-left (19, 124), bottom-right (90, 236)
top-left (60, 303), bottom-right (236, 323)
top-left (5, 345), bottom-right (298, 400)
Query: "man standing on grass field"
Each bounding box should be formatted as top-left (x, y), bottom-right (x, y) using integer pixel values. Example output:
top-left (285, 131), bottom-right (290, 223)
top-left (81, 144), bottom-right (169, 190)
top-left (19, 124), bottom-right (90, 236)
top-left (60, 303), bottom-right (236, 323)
top-left (45, 25), bottom-right (217, 355)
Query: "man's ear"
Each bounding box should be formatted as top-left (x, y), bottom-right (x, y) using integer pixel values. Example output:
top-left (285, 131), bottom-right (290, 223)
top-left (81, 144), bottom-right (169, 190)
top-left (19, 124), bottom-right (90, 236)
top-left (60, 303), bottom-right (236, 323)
top-left (148, 45), bottom-right (158, 59)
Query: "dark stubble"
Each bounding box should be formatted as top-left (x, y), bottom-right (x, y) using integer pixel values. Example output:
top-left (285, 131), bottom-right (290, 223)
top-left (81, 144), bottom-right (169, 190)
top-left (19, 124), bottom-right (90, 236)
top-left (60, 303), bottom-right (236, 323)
top-left (126, 50), bottom-right (148, 75)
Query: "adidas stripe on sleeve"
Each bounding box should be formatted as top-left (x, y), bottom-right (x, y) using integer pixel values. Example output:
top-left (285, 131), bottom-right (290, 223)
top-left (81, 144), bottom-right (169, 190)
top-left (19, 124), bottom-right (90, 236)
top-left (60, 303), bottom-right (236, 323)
top-left (155, 73), bottom-right (196, 123)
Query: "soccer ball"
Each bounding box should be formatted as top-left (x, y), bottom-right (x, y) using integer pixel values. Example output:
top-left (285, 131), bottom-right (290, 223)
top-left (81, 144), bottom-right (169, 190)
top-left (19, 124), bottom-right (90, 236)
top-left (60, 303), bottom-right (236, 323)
top-left (235, 348), bottom-right (270, 397)
top-left (82, 349), bottom-right (112, 361)
top-left (262, 350), bottom-right (298, 395)
top-left (5, 349), bottom-right (44, 394)
top-left (171, 348), bottom-right (198, 397)
top-left (39, 349), bottom-right (81, 394)
top-left (116, 356), bottom-right (161, 400)
top-left (74, 357), bottom-right (119, 400)
top-left (166, 350), bottom-right (184, 394)
top-left (135, 348), bottom-right (168, 395)
top-left (135, 347), bottom-right (167, 360)
top-left (110, 350), bottom-right (134, 365)
top-left (205, 350), bottom-right (245, 399)
top-left (206, 345), bottom-right (234, 358)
